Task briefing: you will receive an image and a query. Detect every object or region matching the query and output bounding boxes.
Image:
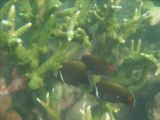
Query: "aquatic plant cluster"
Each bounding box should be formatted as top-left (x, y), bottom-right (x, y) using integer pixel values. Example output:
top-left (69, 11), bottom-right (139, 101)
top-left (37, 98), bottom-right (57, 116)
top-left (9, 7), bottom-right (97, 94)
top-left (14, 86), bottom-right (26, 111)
top-left (0, 0), bottom-right (160, 120)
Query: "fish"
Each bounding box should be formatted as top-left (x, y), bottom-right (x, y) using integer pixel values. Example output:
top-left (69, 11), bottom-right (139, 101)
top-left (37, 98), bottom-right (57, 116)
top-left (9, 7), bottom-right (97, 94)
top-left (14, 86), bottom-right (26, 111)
top-left (81, 55), bottom-right (116, 75)
top-left (90, 81), bottom-right (134, 106)
top-left (59, 61), bottom-right (89, 86)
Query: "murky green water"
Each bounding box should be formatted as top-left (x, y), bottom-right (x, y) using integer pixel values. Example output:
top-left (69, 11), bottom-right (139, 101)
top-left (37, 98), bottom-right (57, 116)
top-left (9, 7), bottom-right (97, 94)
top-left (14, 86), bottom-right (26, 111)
top-left (0, 0), bottom-right (160, 120)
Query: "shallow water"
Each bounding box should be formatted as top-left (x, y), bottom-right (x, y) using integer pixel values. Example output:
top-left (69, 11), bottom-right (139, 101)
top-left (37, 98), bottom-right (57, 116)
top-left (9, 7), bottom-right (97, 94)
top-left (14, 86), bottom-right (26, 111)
top-left (0, 0), bottom-right (160, 120)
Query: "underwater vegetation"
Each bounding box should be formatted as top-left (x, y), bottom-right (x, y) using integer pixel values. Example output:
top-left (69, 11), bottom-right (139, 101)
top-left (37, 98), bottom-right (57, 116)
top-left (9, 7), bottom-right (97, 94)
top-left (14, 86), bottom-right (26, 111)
top-left (0, 0), bottom-right (160, 120)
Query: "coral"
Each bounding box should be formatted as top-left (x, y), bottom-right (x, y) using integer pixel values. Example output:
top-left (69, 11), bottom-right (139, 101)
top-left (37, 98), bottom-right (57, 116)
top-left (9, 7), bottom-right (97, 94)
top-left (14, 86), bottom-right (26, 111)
top-left (141, 53), bottom-right (160, 76)
top-left (89, 0), bottom-right (151, 61)
top-left (0, 0), bottom-right (17, 21)
top-left (1, 2), bottom-right (82, 89)
top-left (80, 102), bottom-right (92, 120)
top-left (1, 5), bottom-right (32, 47)
top-left (149, 92), bottom-right (160, 120)
top-left (109, 39), bottom-right (159, 92)
top-left (0, 0), bottom-right (160, 120)
top-left (36, 83), bottom-right (62, 120)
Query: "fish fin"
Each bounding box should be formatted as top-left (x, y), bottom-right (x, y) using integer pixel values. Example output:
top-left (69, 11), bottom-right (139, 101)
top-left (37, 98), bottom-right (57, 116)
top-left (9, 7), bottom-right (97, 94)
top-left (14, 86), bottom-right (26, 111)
top-left (59, 70), bottom-right (65, 82)
top-left (95, 85), bottom-right (99, 98)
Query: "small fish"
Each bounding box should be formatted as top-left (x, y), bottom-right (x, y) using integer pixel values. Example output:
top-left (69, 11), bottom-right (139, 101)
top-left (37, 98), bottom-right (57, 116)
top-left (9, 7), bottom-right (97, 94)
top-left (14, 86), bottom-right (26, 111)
top-left (90, 81), bottom-right (134, 106)
top-left (59, 61), bottom-right (89, 86)
top-left (81, 55), bottom-right (116, 75)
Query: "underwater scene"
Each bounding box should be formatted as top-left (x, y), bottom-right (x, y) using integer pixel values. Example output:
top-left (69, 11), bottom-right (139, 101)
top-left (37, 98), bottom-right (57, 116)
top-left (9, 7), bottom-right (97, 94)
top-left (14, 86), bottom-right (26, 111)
top-left (0, 0), bottom-right (160, 120)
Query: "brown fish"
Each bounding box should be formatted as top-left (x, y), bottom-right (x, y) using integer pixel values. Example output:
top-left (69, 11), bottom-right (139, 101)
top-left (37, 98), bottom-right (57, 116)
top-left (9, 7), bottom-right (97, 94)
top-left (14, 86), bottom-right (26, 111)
top-left (81, 55), bottom-right (116, 75)
top-left (90, 81), bottom-right (134, 106)
top-left (59, 61), bottom-right (89, 86)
